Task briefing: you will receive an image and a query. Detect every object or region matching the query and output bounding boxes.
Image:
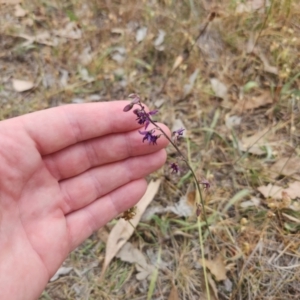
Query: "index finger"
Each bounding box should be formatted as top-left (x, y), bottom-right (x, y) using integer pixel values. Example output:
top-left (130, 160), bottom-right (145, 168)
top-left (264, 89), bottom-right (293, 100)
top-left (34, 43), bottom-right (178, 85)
top-left (5, 101), bottom-right (144, 155)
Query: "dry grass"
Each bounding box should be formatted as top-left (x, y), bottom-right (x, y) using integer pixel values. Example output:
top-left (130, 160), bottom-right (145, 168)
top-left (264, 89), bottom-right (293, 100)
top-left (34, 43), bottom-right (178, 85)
top-left (1, 0), bottom-right (300, 299)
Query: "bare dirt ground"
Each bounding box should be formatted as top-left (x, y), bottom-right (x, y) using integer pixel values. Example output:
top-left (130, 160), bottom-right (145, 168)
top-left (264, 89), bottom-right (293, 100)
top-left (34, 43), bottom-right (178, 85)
top-left (1, 0), bottom-right (300, 299)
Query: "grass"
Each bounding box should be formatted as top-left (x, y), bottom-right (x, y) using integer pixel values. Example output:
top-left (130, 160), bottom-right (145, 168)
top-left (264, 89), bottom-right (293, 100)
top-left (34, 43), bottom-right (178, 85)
top-left (1, 0), bottom-right (300, 299)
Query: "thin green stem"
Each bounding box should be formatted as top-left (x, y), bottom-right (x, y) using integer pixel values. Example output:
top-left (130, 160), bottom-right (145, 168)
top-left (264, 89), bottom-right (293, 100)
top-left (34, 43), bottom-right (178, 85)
top-left (146, 117), bottom-right (219, 250)
top-left (133, 102), bottom-right (215, 299)
top-left (198, 216), bottom-right (211, 300)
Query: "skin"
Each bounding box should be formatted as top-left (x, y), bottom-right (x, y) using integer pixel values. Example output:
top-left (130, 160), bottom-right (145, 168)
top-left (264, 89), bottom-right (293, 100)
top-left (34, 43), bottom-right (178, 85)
top-left (0, 101), bottom-right (170, 300)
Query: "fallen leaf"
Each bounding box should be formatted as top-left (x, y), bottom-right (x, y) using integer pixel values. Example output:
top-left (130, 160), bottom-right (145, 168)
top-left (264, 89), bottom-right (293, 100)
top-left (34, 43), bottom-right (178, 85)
top-left (235, 3), bottom-right (251, 13)
top-left (183, 68), bottom-right (199, 97)
top-left (50, 266), bottom-right (73, 282)
top-left (154, 98), bottom-right (165, 108)
top-left (166, 196), bottom-right (194, 217)
top-left (0, 0), bottom-right (20, 4)
top-left (284, 182), bottom-right (300, 199)
top-left (171, 54), bottom-right (184, 72)
top-left (141, 205), bottom-right (166, 221)
top-left (78, 67), bottom-right (94, 82)
top-left (12, 79), bottom-right (34, 92)
top-left (59, 69), bottom-right (69, 87)
top-left (17, 32), bottom-right (58, 47)
top-left (54, 22), bottom-right (82, 39)
top-left (257, 183), bottom-right (284, 200)
top-left (269, 156), bottom-right (300, 179)
top-left (225, 115), bottom-right (242, 129)
top-left (210, 78), bottom-right (228, 100)
top-left (240, 197), bottom-right (261, 208)
top-left (200, 254), bottom-right (227, 281)
top-left (258, 182), bottom-right (300, 200)
top-left (168, 284), bottom-right (179, 300)
top-left (111, 47), bottom-right (126, 64)
top-left (136, 27), bottom-right (147, 42)
top-left (79, 46), bottom-right (93, 65)
top-left (14, 4), bottom-right (27, 17)
top-left (154, 29), bottom-right (166, 47)
top-left (233, 91), bottom-right (273, 111)
top-left (237, 127), bottom-right (273, 155)
top-left (236, 0), bottom-right (270, 14)
top-left (101, 180), bottom-right (161, 277)
top-left (116, 242), bottom-right (155, 280)
top-left (251, 0), bottom-right (270, 10)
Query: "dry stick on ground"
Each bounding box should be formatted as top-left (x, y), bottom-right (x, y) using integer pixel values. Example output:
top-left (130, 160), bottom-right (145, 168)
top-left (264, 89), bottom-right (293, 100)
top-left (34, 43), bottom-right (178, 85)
top-left (159, 12), bottom-right (217, 94)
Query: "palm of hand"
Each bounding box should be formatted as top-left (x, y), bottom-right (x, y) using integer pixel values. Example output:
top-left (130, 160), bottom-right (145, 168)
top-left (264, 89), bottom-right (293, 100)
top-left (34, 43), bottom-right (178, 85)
top-left (0, 102), bottom-right (168, 299)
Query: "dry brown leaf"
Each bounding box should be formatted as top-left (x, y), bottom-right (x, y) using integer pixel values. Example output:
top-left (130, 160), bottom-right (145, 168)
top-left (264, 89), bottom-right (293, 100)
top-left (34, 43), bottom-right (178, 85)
top-left (171, 54), bottom-right (184, 72)
top-left (233, 91), bottom-right (273, 112)
top-left (168, 284), bottom-right (179, 300)
top-left (136, 27), bottom-right (147, 42)
top-left (183, 69), bottom-right (199, 97)
top-left (237, 127), bottom-right (273, 155)
top-left (257, 183), bottom-right (284, 200)
top-left (116, 242), bottom-right (155, 281)
top-left (12, 79), bottom-right (34, 92)
top-left (258, 182), bottom-right (300, 200)
top-left (101, 179), bottom-right (161, 277)
top-left (18, 32), bottom-right (58, 47)
top-left (54, 22), bottom-right (82, 39)
top-left (284, 182), bottom-right (300, 199)
top-left (269, 156), bottom-right (300, 179)
top-left (236, 0), bottom-right (270, 13)
top-left (210, 78), bottom-right (228, 100)
top-left (50, 266), bottom-right (73, 282)
top-left (200, 254), bottom-right (227, 281)
top-left (0, 0), bottom-right (20, 4)
top-left (14, 4), bottom-right (27, 17)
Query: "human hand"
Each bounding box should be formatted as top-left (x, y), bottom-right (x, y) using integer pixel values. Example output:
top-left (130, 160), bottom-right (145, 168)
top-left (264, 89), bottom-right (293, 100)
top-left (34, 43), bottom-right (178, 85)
top-left (0, 101), bottom-right (169, 300)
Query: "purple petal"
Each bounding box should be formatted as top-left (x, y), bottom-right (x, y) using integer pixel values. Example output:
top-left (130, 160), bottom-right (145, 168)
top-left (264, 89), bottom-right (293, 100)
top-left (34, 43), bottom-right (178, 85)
top-left (149, 109), bottom-right (159, 116)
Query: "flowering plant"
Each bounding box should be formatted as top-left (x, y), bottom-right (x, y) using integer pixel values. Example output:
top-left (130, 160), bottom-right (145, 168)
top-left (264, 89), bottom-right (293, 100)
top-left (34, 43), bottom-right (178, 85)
top-left (123, 93), bottom-right (215, 300)
top-left (123, 93), bottom-right (211, 222)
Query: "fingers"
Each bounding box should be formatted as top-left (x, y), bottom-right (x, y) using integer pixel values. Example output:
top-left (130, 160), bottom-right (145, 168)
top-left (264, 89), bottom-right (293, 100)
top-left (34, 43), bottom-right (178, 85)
top-left (66, 178), bottom-right (147, 250)
top-left (6, 101), bottom-right (145, 155)
top-left (59, 149), bottom-right (166, 214)
top-left (43, 123), bottom-right (170, 180)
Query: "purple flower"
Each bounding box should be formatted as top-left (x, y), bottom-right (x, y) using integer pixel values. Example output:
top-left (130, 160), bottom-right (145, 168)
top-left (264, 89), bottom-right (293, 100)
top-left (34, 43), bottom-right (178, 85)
top-left (139, 129), bottom-right (160, 145)
top-left (172, 128), bottom-right (185, 142)
top-left (134, 109), bottom-right (149, 128)
top-left (148, 109), bottom-right (159, 116)
top-left (133, 109), bottom-right (158, 129)
top-left (200, 179), bottom-right (210, 190)
top-left (170, 162), bottom-right (180, 173)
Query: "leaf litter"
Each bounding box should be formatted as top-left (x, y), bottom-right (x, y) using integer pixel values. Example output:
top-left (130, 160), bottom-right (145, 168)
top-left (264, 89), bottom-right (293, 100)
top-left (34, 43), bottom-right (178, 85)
top-left (101, 179), bottom-right (161, 277)
top-left (116, 242), bottom-right (156, 281)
